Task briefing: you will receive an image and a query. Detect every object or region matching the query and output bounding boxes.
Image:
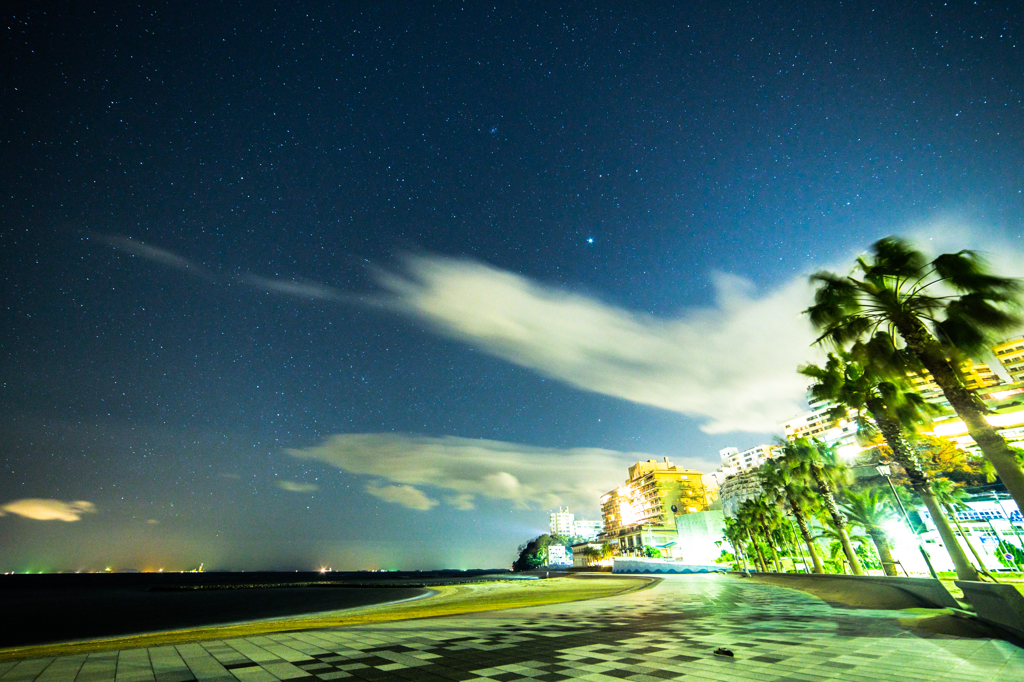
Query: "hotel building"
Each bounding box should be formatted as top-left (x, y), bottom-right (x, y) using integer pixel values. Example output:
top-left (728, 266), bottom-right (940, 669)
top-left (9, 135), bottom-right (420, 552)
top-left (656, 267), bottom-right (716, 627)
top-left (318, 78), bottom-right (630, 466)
top-left (600, 458), bottom-right (708, 556)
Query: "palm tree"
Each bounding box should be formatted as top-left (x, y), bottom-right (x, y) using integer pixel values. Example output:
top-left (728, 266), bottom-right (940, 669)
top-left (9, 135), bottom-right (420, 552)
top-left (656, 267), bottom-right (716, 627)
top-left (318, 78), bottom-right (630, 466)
top-left (806, 236), bottom-right (1024, 513)
top-left (761, 459), bottom-right (825, 573)
top-left (787, 439), bottom-right (865, 575)
top-left (753, 496), bottom-right (786, 572)
top-left (723, 517), bottom-right (752, 571)
top-left (738, 498), bottom-right (780, 571)
top-left (813, 520), bottom-right (870, 574)
top-left (801, 348), bottom-right (981, 581)
top-left (731, 507), bottom-right (768, 571)
top-left (840, 487), bottom-right (899, 576)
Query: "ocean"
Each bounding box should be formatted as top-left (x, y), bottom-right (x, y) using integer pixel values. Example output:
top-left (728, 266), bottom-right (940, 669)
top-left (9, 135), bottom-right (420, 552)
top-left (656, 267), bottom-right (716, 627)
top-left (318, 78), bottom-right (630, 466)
top-left (2, 569), bottom-right (513, 647)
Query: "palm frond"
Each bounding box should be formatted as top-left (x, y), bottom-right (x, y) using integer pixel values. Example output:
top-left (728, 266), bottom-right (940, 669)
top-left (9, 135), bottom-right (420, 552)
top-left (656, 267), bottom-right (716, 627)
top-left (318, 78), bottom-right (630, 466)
top-left (932, 250), bottom-right (1023, 296)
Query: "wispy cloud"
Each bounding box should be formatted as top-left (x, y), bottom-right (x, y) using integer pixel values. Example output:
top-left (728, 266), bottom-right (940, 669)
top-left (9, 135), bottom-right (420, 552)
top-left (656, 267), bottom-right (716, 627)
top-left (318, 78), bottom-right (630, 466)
top-left (287, 434), bottom-right (705, 512)
top-left (0, 499), bottom-right (97, 522)
top-left (97, 224), bottom-right (1024, 436)
top-left (97, 235), bottom-right (215, 280)
top-left (365, 483), bottom-right (438, 510)
top-left (235, 274), bottom-right (358, 302)
top-left (378, 257), bottom-right (818, 433)
top-left (96, 234), bottom-right (361, 303)
top-left (276, 480), bottom-right (319, 493)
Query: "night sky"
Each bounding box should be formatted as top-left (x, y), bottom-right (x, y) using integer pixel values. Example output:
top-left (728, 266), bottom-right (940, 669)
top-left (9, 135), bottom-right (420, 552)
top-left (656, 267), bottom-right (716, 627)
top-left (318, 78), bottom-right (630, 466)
top-left (3, 2), bottom-right (1024, 571)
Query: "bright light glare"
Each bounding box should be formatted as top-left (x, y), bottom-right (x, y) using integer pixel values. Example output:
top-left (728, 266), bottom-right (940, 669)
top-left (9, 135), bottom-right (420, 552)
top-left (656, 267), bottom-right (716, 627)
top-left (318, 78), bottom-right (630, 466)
top-left (837, 444), bottom-right (862, 460)
top-left (933, 412), bottom-right (1024, 437)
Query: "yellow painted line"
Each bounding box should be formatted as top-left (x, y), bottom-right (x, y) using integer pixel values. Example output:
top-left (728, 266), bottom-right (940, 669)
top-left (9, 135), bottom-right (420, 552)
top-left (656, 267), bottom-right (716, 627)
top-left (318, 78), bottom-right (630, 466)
top-left (1, 576), bottom-right (651, 661)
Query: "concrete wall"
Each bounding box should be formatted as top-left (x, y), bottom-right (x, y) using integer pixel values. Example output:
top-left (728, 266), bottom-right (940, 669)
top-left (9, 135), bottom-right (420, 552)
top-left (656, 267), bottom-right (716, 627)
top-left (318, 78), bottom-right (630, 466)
top-left (956, 580), bottom-right (1024, 640)
top-left (743, 572), bottom-right (960, 610)
top-left (613, 558), bottom-right (727, 574)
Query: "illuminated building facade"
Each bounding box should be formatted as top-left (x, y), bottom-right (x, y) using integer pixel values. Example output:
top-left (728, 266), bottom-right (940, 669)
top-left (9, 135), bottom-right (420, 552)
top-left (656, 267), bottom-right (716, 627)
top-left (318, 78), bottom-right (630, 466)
top-left (549, 507), bottom-right (575, 536)
top-left (572, 518), bottom-right (603, 541)
top-left (548, 507), bottom-right (603, 540)
top-left (718, 444), bottom-right (780, 473)
top-left (781, 397), bottom-right (859, 444)
top-left (599, 457), bottom-right (708, 557)
top-left (994, 335), bottom-right (1024, 384)
top-left (905, 358), bottom-right (1002, 400)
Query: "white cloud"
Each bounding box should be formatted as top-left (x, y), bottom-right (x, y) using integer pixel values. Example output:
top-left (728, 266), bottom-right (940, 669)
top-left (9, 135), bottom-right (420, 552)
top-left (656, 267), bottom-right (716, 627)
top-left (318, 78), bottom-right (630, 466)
top-left (378, 257), bottom-right (818, 433)
top-left (0, 499), bottom-right (97, 522)
top-left (288, 433), bottom-right (708, 513)
top-left (365, 483), bottom-right (438, 511)
top-left (98, 224), bottom-right (1024, 437)
top-left (277, 480), bottom-right (319, 493)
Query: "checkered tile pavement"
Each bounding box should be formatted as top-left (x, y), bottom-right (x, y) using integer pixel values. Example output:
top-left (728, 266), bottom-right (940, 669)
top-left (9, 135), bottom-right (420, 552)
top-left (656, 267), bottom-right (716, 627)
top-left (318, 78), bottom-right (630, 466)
top-left (3, 574), bottom-right (1023, 682)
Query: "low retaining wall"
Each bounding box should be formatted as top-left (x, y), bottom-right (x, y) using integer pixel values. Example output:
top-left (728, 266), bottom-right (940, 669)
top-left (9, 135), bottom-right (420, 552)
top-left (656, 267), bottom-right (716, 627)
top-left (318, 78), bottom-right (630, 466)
top-left (956, 581), bottom-right (1024, 640)
top-left (743, 572), bottom-right (960, 610)
top-left (612, 559), bottom-right (727, 574)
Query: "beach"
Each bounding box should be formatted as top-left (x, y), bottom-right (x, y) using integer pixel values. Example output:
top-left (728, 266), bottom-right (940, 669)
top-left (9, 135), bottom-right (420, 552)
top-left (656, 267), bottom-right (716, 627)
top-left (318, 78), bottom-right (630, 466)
top-left (1, 574), bottom-right (648, 658)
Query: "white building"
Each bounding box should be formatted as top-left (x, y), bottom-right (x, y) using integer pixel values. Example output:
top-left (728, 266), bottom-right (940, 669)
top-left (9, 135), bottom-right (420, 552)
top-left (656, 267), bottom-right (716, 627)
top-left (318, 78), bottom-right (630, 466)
top-left (549, 507), bottom-right (574, 536)
top-left (710, 444), bottom-right (781, 489)
top-left (719, 444), bottom-right (779, 472)
top-left (545, 544), bottom-right (572, 566)
top-left (779, 397), bottom-right (861, 457)
top-left (572, 518), bottom-right (603, 541)
top-left (908, 493), bottom-right (1024, 574)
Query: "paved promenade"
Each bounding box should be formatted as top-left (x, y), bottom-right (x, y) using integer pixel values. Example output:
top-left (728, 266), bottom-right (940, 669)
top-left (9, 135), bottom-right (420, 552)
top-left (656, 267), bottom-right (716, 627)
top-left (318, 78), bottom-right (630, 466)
top-left (3, 574), bottom-right (1023, 682)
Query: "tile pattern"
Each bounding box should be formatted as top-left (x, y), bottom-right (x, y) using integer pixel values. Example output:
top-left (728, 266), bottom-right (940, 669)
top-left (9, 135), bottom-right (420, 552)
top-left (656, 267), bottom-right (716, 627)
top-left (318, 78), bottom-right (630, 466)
top-left (4, 575), bottom-right (1024, 682)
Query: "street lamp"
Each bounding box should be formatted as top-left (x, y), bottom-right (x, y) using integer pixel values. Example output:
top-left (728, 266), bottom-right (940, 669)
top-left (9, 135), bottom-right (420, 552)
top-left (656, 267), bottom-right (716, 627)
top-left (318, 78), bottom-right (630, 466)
top-left (875, 464), bottom-right (940, 581)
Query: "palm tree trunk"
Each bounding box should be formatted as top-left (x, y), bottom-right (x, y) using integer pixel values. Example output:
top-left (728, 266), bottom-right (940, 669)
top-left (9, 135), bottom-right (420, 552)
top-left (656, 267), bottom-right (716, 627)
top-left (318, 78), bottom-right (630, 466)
top-left (896, 319), bottom-right (1024, 515)
top-left (868, 403), bottom-right (981, 581)
top-left (810, 463), bottom-right (865, 575)
top-left (762, 524), bottom-right (782, 572)
top-left (735, 544), bottom-right (748, 571)
top-left (867, 529), bottom-right (898, 576)
top-left (790, 524), bottom-right (810, 573)
top-left (790, 501), bottom-right (824, 573)
top-left (780, 526), bottom-right (799, 572)
top-left (747, 529), bottom-right (767, 572)
top-left (945, 503), bottom-right (1001, 583)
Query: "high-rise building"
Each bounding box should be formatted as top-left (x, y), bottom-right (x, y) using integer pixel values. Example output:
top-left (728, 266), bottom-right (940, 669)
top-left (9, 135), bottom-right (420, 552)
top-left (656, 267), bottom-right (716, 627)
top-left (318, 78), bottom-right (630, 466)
top-left (781, 397), bottom-right (859, 443)
top-left (600, 458), bottom-right (708, 556)
top-left (994, 335), bottom-right (1024, 384)
top-left (572, 518), bottom-right (603, 541)
top-left (906, 358), bottom-right (1002, 398)
top-left (718, 444), bottom-right (779, 472)
top-left (549, 507), bottom-right (574, 537)
top-left (776, 332), bottom-right (1024, 457)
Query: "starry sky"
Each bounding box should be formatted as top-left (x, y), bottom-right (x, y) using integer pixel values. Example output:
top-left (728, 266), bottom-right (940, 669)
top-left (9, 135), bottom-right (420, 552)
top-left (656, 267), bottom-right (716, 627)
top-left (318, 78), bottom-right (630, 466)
top-left (2, 1), bottom-right (1024, 571)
